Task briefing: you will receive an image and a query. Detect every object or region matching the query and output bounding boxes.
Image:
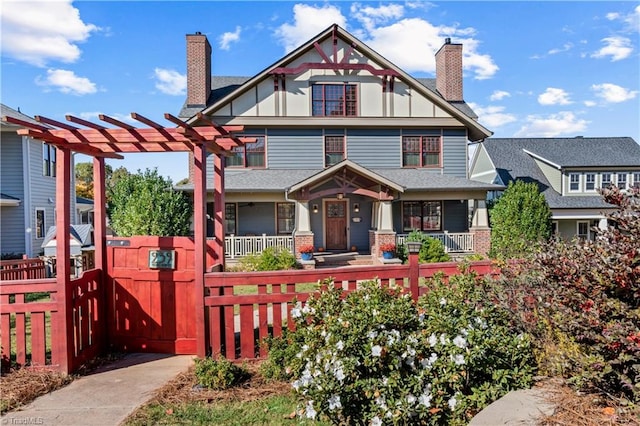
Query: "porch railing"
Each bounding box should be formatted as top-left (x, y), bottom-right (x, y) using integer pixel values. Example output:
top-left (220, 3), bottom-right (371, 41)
top-left (396, 232), bottom-right (474, 253)
top-left (216, 234), bottom-right (295, 259)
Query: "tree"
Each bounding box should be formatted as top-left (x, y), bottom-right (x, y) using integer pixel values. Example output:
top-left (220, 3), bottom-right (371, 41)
top-left (75, 162), bottom-right (114, 199)
top-left (489, 180), bottom-right (551, 259)
top-left (107, 168), bottom-right (192, 236)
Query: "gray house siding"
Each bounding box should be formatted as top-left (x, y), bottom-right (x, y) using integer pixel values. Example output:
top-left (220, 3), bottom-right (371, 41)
top-left (27, 139), bottom-right (57, 256)
top-left (348, 195), bottom-right (371, 251)
top-left (267, 128), bottom-right (323, 169)
top-left (442, 129), bottom-right (468, 178)
top-left (0, 133), bottom-right (26, 255)
top-left (347, 129), bottom-right (401, 168)
top-left (442, 200), bottom-right (468, 232)
top-left (236, 203), bottom-right (276, 236)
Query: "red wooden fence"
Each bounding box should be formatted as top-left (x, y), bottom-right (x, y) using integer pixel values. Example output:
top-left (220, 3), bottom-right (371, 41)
top-left (0, 257), bottom-right (47, 281)
top-left (204, 260), bottom-right (497, 360)
top-left (0, 269), bottom-right (105, 372)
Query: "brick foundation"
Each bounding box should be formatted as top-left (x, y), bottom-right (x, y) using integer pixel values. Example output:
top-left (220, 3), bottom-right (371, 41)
top-left (294, 233), bottom-right (314, 258)
top-left (372, 231), bottom-right (396, 265)
top-left (470, 227), bottom-right (491, 256)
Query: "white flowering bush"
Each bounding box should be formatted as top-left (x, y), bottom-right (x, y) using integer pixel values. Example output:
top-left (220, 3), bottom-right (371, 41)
top-left (271, 273), bottom-right (535, 425)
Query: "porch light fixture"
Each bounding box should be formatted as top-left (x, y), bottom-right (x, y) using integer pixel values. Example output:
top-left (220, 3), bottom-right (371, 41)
top-left (313, 204), bottom-right (319, 213)
top-left (406, 241), bottom-right (421, 254)
top-left (337, 193), bottom-right (344, 199)
top-left (353, 203), bottom-right (360, 213)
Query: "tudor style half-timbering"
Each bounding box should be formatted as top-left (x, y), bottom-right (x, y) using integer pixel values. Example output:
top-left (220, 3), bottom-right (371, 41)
top-left (178, 25), bottom-right (501, 263)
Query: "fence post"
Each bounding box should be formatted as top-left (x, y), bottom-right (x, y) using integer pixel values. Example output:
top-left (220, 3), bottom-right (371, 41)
top-left (407, 242), bottom-right (421, 301)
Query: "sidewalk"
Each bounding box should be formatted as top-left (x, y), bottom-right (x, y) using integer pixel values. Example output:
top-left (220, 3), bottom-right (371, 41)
top-left (469, 387), bottom-right (556, 425)
top-left (1, 353), bottom-right (194, 426)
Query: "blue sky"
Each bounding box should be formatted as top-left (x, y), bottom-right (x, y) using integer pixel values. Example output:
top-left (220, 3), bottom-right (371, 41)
top-left (1, 1), bottom-right (638, 183)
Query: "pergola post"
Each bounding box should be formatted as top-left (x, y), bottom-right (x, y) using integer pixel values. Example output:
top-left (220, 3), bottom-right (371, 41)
top-left (53, 147), bottom-right (73, 374)
top-left (213, 154), bottom-right (225, 268)
top-left (93, 158), bottom-right (107, 272)
top-left (193, 143), bottom-right (207, 358)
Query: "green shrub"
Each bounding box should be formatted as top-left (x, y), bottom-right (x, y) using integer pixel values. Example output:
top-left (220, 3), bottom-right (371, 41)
top-left (277, 275), bottom-right (534, 424)
top-left (398, 230), bottom-right (451, 263)
top-left (260, 329), bottom-right (305, 381)
top-left (194, 356), bottom-right (250, 390)
top-left (237, 247), bottom-right (298, 271)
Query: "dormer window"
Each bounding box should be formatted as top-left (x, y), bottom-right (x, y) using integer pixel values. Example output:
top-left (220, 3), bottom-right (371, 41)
top-left (312, 84), bottom-right (357, 116)
top-left (585, 173), bottom-right (596, 191)
top-left (633, 172), bottom-right (640, 189)
top-left (601, 172), bottom-right (612, 188)
top-left (569, 173), bottom-right (580, 192)
top-left (617, 173), bottom-right (627, 190)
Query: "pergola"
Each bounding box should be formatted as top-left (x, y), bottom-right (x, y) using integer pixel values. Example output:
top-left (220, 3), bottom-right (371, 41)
top-left (2, 112), bottom-right (252, 357)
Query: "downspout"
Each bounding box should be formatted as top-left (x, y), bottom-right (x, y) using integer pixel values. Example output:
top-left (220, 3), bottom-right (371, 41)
top-left (284, 187), bottom-right (296, 240)
top-left (22, 136), bottom-right (32, 257)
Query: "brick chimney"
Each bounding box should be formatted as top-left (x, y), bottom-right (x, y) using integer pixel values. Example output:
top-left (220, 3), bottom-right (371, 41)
top-left (186, 32), bottom-right (211, 107)
top-left (435, 37), bottom-right (463, 102)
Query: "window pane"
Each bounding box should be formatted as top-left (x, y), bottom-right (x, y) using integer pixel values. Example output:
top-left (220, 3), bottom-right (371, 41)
top-left (423, 153), bottom-right (439, 166)
top-left (36, 209), bottom-right (45, 238)
top-left (225, 147), bottom-right (244, 167)
top-left (403, 201), bottom-right (422, 231)
top-left (245, 136), bottom-right (265, 167)
top-left (422, 201), bottom-right (441, 231)
top-left (403, 153), bottom-right (420, 167)
top-left (43, 144), bottom-right (50, 176)
top-left (277, 203), bottom-right (295, 234)
top-left (225, 204), bottom-right (236, 235)
top-left (617, 173), bottom-right (627, 189)
top-left (325, 136), bottom-right (344, 166)
top-left (585, 173), bottom-right (595, 190)
top-left (570, 174), bottom-right (580, 191)
top-left (602, 173), bottom-right (612, 187)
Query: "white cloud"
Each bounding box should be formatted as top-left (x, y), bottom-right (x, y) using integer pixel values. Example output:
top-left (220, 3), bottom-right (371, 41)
top-left (591, 36), bottom-right (633, 61)
top-left (274, 4), bottom-right (347, 52)
top-left (78, 111), bottom-right (136, 124)
top-left (548, 42), bottom-right (573, 55)
top-left (35, 69), bottom-right (97, 95)
top-left (584, 100), bottom-right (597, 107)
top-left (153, 68), bottom-right (187, 96)
top-left (514, 112), bottom-right (589, 137)
top-left (605, 5), bottom-right (640, 33)
top-left (489, 90), bottom-right (511, 101)
top-left (538, 87), bottom-right (572, 105)
top-left (219, 26), bottom-right (241, 51)
top-left (467, 103), bottom-right (516, 128)
top-left (591, 83), bottom-right (638, 103)
top-left (0, 0), bottom-right (99, 66)
top-left (274, 4), bottom-right (498, 80)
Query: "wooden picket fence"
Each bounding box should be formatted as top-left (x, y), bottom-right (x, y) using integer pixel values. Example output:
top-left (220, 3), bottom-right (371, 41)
top-left (0, 257), bottom-right (47, 281)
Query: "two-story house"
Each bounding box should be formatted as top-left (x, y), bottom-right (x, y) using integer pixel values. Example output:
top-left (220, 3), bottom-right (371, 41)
top-left (177, 25), bottom-right (501, 261)
top-left (469, 137), bottom-right (640, 240)
top-left (0, 104), bottom-right (72, 257)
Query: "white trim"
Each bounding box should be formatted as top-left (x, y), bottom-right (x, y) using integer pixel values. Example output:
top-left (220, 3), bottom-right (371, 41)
top-left (568, 172), bottom-right (581, 193)
top-left (35, 207), bottom-right (46, 240)
top-left (522, 149), bottom-right (562, 169)
top-left (576, 220), bottom-right (590, 240)
top-left (584, 172), bottom-right (596, 192)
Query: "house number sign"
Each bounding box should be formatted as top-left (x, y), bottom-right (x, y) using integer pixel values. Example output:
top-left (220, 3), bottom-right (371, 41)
top-left (148, 250), bottom-right (176, 269)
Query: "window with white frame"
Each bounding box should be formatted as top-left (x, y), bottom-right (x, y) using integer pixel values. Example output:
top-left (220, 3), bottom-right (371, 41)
top-left (633, 172), bottom-right (640, 189)
top-left (617, 173), bottom-right (627, 190)
top-left (577, 221), bottom-right (589, 240)
top-left (601, 172), bottom-right (612, 189)
top-left (35, 209), bottom-right (45, 238)
top-left (225, 203), bottom-right (237, 235)
top-left (569, 173), bottom-right (580, 192)
top-left (585, 173), bottom-right (596, 191)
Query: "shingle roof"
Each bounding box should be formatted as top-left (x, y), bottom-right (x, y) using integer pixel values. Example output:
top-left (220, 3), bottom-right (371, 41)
top-left (480, 138), bottom-right (639, 209)
top-left (175, 167), bottom-right (502, 193)
top-left (1, 103), bottom-right (44, 127)
top-left (41, 224), bottom-right (94, 248)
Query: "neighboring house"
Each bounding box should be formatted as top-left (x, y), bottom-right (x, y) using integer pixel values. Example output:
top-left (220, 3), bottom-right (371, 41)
top-left (41, 224), bottom-right (95, 276)
top-left (76, 196), bottom-right (94, 225)
top-left (177, 25), bottom-right (502, 260)
top-left (469, 137), bottom-right (640, 241)
top-left (0, 104), bottom-right (77, 257)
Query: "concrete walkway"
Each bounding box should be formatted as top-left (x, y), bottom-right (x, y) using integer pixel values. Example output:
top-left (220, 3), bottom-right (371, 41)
top-left (1, 353), bottom-right (194, 426)
top-left (469, 387), bottom-right (556, 425)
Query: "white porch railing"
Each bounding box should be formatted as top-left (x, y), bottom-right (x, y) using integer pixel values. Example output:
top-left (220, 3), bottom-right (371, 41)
top-left (396, 232), bottom-right (474, 253)
top-left (217, 234), bottom-right (294, 259)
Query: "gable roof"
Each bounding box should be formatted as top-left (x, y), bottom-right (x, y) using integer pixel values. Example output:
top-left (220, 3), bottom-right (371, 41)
top-left (479, 138), bottom-right (639, 209)
top-left (182, 24), bottom-right (491, 141)
top-left (41, 224), bottom-right (94, 248)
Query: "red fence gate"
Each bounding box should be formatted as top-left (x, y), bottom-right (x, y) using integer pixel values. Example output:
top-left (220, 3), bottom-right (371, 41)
top-left (105, 236), bottom-right (201, 354)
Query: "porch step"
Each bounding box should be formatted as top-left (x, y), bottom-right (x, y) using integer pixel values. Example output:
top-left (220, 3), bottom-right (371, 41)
top-left (315, 252), bottom-right (373, 268)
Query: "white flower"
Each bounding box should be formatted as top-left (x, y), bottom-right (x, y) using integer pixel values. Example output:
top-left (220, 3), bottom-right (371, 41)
top-left (418, 392), bottom-right (432, 407)
top-left (439, 334), bottom-right (449, 345)
top-left (334, 367), bottom-right (345, 382)
top-left (406, 394), bottom-right (416, 404)
top-left (290, 301), bottom-right (303, 318)
top-left (371, 415), bottom-right (383, 426)
top-left (452, 354), bottom-right (465, 365)
top-left (440, 297), bottom-right (447, 306)
top-left (448, 396), bottom-right (457, 410)
top-left (375, 396), bottom-right (387, 408)
top-left (428, 333), bottom-right (437, 347)
top-left (453, 335), bottom-right (467, 349)
top-left (421, 352), bottom-right (438, 368)
top-left (328, 394), bottom-right (342, 410)
top-left (372, 345), bottom-right (383, 357)
top-left (372, 309), bottom-right (379, 316)
top-left (305, 400), bottom-right (317, 419)
top-left (302, 303), bottom-right (315, 315)
top-left (336, 340), bottom-right (344, 351)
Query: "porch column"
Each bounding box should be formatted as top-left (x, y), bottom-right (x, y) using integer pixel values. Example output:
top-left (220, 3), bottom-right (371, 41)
top-left (193, 143), bottom-right (207, 358)
top-left (470, 199), bottom-right (491, 256)
top-left (598, 217), bottom-right (608, 230)
top-left (373, 201), bottom-right (396, 264)
top-left (54, 147), bottom-right (73, 373)
top-left (296, 200), bottom-right (311, 233)
top-left (378, 200), bottom-right (394, 231)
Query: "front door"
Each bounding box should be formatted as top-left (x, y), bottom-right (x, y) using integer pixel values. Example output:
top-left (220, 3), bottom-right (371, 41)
top-left (325, 201), bottom-right (347, 250)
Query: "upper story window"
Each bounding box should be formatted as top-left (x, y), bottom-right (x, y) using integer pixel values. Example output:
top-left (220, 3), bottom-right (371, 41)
top-left (402, 136), bottom-right (441, 168)
top-left (402, 201), bottom-right (441, 232)
top-left (569, 173), bottom-right (580, 192)
top-left (633, 172), bottom-right (640, 189)
top-left (617, 173), bottom-right (627, 190)
top-left (225, 136), bottom-right (265, 168)
top-left (324, 136), bottom-right (345, 167)
top-left (277, 203), bottom-right (295, 234)
top-left (601, 172), bottom-right (612, 188)
top-left (312, 84), bottom-right (357, 117)
top-left (43, 144), bottom-right (56, 177)
top-left (585, 173), bottom-right (596, 192)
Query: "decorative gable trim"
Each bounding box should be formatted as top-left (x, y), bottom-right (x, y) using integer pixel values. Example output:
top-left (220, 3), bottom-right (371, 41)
top-left (522, 149), bottom-right (561, 169)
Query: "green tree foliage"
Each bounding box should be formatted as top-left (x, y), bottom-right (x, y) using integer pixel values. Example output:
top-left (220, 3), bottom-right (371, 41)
top-left (489, 180), bottom-right (551, 259)
top-left (107, 168), bottom-right (192, 236)
top-left (75, 162), bottom-right (114, 199)
top-left (397, 230), bottom-right (451, 263)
